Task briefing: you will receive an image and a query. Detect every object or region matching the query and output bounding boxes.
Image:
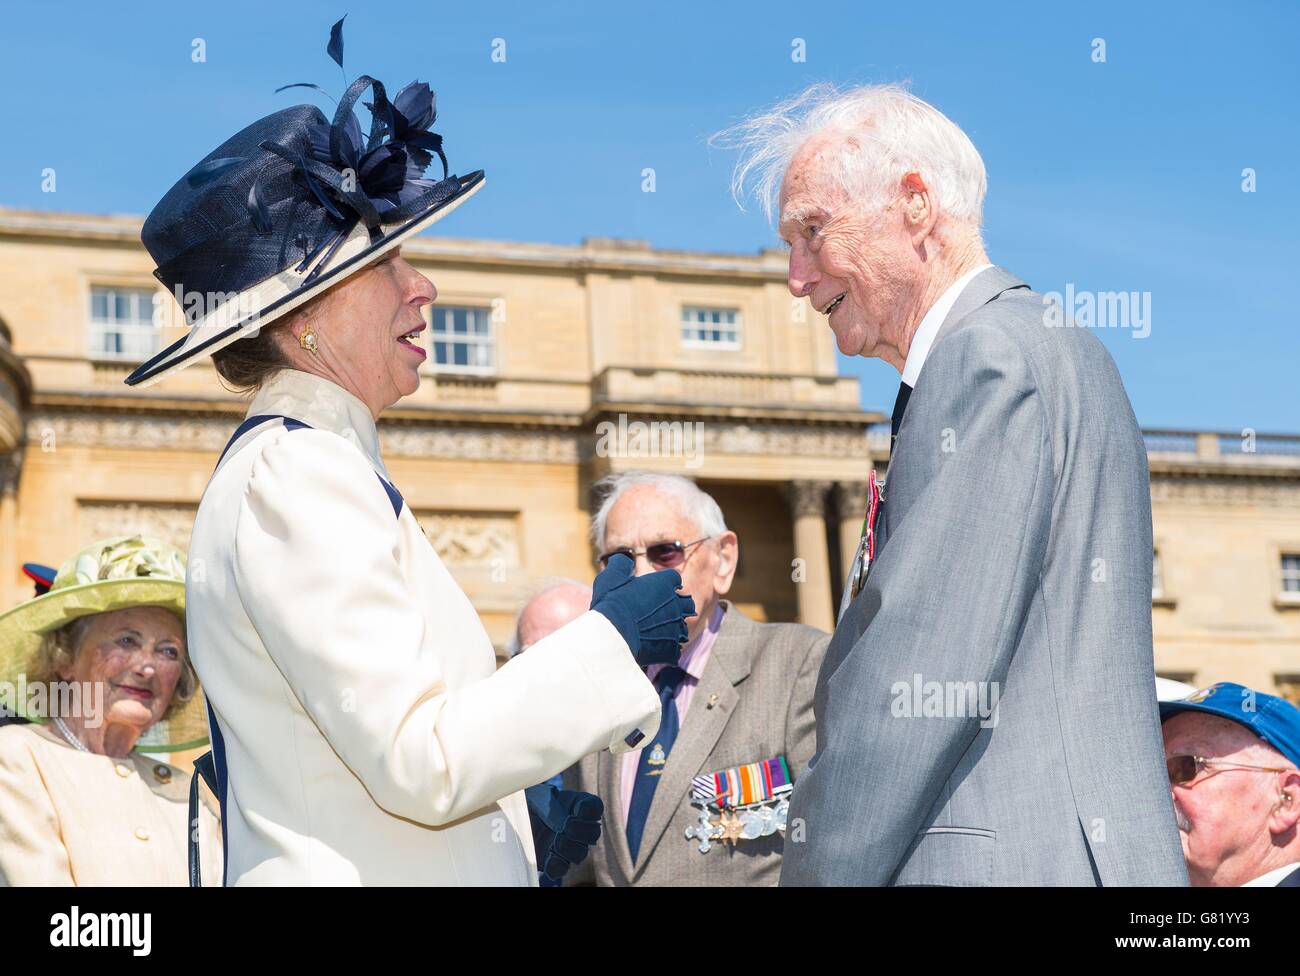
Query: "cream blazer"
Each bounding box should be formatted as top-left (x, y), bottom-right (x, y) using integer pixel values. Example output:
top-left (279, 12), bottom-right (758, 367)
top-left (186, 368), bottom-right (658, 885)
top-left (0, 723), bottom-right (222, 886)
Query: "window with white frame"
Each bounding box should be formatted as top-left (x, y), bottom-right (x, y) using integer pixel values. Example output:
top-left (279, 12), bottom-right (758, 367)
top-left (1282, 553), bottom-right (1300, 594)
top-left (681, 306), bottom-right (741, 349)
top-left (429, 305), bottom-right (494, 373)
top-left (89, 286), bottom-right (162, 360)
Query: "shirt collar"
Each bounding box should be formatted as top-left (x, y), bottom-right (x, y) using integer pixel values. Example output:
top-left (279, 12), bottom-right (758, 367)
top-left (245, 368), bottom-right (389, 477)
top-left (1242, 862), bottom-right (1300, 886)
top-left (900, 263), bottom-right (994, 388)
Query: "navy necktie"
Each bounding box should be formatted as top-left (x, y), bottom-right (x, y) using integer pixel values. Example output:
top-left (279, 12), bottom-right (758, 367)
top-left (891, 381), bottom-right (913, 451)
top-left (625, 665), bottom-right (688, 863)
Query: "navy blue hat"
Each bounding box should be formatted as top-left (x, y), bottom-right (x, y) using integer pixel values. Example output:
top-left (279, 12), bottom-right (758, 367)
top-left (125, 18), bottom-right (484, 388)
top-left (1160, 682), bottom-right (1300, 768)
top-left (20, 563), bottom-right (56, 597)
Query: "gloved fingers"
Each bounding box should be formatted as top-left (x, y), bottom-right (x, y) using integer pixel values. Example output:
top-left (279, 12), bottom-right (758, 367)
top-left (551, 834), bottom-right (591, 865)
top-left (634, 581), bottom-right (695, 620)
top-left (561, 817), bottom-right (602, 846)
top-left (565, 791), bottom-right (604, 821)
top-left (640, 615), bottom-right (692, 639)
top-left (634, 591), bottom-right (695, 627)
top-left (540, 850), bottom-right (572, 882)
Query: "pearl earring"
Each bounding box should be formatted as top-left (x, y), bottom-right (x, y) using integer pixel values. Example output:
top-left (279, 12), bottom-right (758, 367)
top-left (299, 327), bottom-right (318, 354)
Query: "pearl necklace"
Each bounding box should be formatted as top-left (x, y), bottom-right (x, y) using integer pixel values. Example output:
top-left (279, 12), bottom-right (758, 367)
top-left (52, 717), bottom-right (91, 753)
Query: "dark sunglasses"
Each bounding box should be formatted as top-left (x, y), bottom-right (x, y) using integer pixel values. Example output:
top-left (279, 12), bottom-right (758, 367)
top-left (599, 536), bottom-right (712, 570)
top-left (1165, 754), bottom-right (1288, 787)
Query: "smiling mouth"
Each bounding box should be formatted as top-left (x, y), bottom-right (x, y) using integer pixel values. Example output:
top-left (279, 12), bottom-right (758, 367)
top-left (113, 683), bottom-right (154, 701)
top-left (822, 292), bottom-right (847, 316)
top-left (396, 325), bottom-right (426, 354)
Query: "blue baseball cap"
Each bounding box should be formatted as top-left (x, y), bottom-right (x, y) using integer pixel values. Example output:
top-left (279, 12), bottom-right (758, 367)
top-left (1160, 682), bottom-right (1300, 769)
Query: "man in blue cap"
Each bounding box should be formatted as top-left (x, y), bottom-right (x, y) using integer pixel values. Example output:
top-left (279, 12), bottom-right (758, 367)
top-left (1161, 682), bottom-right (1300, 886)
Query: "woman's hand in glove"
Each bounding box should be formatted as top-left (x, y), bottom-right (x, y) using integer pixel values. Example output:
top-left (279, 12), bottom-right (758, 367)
top-left (524, 783), bottom-right (603, 887)
top-left (590, 553), bottom-right (696, 667)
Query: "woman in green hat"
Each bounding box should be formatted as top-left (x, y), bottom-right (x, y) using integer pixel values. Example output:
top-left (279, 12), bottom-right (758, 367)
top-left (0, 535), bottom-right (221, 885)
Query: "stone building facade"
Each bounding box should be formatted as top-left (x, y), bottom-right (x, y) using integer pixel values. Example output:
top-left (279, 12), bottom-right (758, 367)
top-left (0, 207), bottom-right (1296, 697)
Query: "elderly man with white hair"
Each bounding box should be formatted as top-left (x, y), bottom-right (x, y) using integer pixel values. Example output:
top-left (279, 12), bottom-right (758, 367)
top-left (717, 84), bottom-right (1187, 886)
top-left (563, 471), bottom-right (828, 886)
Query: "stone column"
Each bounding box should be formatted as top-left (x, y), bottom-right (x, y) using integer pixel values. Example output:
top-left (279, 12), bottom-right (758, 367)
top-left (786, 480), bottom-right (833, 632)
top-left (836, 480), bottom-right (869, 583)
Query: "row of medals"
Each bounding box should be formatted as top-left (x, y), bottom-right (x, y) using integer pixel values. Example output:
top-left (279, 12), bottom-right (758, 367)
top-left (686, 796), bottom-right (790, 852)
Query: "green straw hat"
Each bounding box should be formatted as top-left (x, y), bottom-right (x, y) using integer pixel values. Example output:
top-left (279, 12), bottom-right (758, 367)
top-left (0, 535), bottom-right (206, 751)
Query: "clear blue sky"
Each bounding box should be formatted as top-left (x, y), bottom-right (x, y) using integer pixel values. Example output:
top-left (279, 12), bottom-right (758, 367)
top-left (1, 1), bottom-right (1295, 430)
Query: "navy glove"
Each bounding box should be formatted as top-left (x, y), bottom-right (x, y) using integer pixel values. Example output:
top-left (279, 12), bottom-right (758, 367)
top-left (524, 783), bottom-right (603, 887)
top-left (590, 553), bottom-right (696, 667)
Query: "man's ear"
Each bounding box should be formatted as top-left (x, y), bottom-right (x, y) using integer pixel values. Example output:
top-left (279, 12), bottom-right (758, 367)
top-left (901, 171), bottom-right (939, 251)
top-left (713, 531), bottom-right (739, 596)
top-left (1270, 769), bottom-right (1300, 835)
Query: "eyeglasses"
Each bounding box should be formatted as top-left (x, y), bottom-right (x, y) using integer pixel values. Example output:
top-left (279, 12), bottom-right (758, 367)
top-left (1165, 754), bottom-right (1290, 788)
top-left (599, 536), bottom-right (712, 571)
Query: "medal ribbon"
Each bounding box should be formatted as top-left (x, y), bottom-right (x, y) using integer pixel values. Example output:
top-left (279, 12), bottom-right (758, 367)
top-left (863, 469), bottom-right (882, 565)
top-left (691, 756), bottom-right (792, 810)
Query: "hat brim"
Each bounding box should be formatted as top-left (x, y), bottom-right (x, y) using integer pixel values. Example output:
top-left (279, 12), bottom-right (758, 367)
top-left (0, 578), bottom-right (207, 751)
top-left (1159, 699), bottom-right (1227, 721)
top-left (125, 170), bottom-right (485, 388)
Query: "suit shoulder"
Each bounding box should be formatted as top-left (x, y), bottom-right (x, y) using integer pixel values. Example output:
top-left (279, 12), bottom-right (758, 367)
top-left (247, 423), bottom-right (372, 475)
top-left (938, 286), bottom-right (1129, 412)
top-left (965, 286), bottom-right (1124, 384)
top-left (235, 425), bottom-right (385, 510)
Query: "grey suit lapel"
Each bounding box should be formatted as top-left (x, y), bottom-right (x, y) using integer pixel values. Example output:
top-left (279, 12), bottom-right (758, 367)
top-left (629, 604), bottom-right (755, 881)
top-left (889, 265), bottom-right (1029, 476)
top-left (872, 268), bottom-right (1028, 619)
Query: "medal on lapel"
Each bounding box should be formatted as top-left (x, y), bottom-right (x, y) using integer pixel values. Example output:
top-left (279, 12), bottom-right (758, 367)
top-left (682, 755), bottom-right (793, 853)
top-left (848, 469), bottom-right (884, 601)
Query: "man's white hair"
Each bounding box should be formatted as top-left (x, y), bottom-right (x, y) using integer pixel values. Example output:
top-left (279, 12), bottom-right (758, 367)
top-left (590, 471), bottom-right (728, 550)
top-left (712, 82), bottom-right (987, 229)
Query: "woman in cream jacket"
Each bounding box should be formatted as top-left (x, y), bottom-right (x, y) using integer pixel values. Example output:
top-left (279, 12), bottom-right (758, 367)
top-left (124, 46), bottom-right (689, 883)
top-left (0, 536), bottom-right (222, 885)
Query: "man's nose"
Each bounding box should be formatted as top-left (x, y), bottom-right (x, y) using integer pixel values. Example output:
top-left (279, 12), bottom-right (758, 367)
top-left (787, 245), bottom-right (820, 298)
top-left (632, 553), bottom-right (658, 577)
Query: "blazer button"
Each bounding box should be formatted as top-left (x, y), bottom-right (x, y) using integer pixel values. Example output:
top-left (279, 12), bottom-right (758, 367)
top-left (115, 764), bottom-right (132, 778)
top-left (134, 827), bottom-right (151, 842)
top-left (152, 764), bottom-right (172, 784)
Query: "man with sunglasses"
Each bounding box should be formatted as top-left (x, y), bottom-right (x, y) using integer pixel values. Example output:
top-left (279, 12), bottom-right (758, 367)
top-left (563, 472), bottom-right (829, 886)
top-left (1160, 682), bottom-right (1300, 887)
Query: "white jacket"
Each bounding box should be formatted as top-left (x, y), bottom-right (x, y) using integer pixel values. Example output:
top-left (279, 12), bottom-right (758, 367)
top-left (186, 368), bottom-right (659, 885)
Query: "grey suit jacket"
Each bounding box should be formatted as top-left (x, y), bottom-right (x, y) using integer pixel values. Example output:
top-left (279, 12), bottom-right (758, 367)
top-left (565, 602), bottom-right (827, 886)
top-left (780, 267), bottom-right (1189, 887)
